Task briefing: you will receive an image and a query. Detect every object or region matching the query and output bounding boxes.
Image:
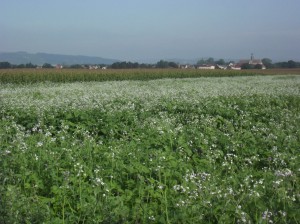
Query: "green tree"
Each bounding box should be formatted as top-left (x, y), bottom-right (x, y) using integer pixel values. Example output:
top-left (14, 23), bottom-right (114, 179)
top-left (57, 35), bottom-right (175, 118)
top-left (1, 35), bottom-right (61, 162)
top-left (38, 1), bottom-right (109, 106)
top-left (133, 62), bottom-right (139, 68)
top-left (156, 60), bottom-right (169, 68)
top-left (287, 60), bottom-right (296, 68)
top-left (216, 59), bottom-right (225, 65)
top-left (111, 62), bottom-right (121, 69)
top-left (281, 62), bottom-right (288, 68)
top-left (241, 63), bottom-right (254, 69)
top-left (17, 64), bottom-right (25, 68)
top-left (254, 64), bottom-right (263, 69)
top-left (140, 63), bottom-right (151, 68)
top-left (262, 58), bottom-right (273, 69)
top-left (25, 62), bottom-right (36, 68)
top-left (111, 61), bottom-right (141, 69)
top-left (206, 57), bottom-right (215, 64)
top-left (0, 62), bottom-right (11, 69)
top-left (196, 59), bottom-right (206, 65)
top-left (42, 63), bottom-right (54, 68)
top-left (168, 62), bottom-right (178, 68)
top-left (70, 64), bottom-right (82, 69)
top-left (197, 57), bottom-right (215, 65)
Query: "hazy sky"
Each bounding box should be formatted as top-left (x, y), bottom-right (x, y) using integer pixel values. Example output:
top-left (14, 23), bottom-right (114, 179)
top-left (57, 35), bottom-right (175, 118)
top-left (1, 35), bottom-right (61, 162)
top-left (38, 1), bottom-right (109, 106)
top-left (1, 0), bottom-right (300, 62)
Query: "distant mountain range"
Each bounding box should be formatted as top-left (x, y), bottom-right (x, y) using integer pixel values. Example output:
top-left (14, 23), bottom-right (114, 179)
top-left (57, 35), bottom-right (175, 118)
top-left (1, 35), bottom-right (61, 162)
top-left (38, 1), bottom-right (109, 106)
top-left (0, 52), bottom-right (119, 65)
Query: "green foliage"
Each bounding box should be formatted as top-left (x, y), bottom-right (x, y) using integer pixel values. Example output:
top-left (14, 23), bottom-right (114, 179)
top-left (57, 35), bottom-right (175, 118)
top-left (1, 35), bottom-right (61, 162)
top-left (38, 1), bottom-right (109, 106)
top-left (241, 63), bottom-right (254, 69)
top-left (25, 62), bottom-right (37, 68)
top-left (69, 64), bottom-right (83, 69)
top-left (156, 60), bottom-right (170, 68)
top-left (168, 62), bottom-right (178, 68)
top-left (1, 68), bottom-right (300, 85)
top-left (0, 75), bottom-right (300, 223)
top-left (111, 61), bottom-right (140, 69)
top-left (0, 61), bottom-right (11, 69)
top-left (42, 63), bottom-right (54, 68)
top-left (274, 60), bottom-right (300, 69)
top-left (0, 68), bottom-right (259, 84)
top-left (216, 59), bottom-right (225, 65)
top-left (288, 60), bottom-right (297, 68)
top-left (262, 58), bottom-right (273, 69)
top-left (254, 64), bottom-right (263, 69)
top-left (197, 57), bottom-right (215, 65)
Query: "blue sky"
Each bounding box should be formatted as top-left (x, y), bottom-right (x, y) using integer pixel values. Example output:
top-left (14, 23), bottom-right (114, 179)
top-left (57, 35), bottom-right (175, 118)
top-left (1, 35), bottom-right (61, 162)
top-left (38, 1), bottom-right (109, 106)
top-left (1, 0), bottom-right (300, 62)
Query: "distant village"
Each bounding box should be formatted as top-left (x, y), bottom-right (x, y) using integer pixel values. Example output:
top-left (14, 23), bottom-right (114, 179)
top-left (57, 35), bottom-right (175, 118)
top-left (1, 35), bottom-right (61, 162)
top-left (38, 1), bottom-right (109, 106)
top-left (182, 54), bottom-right (266, 70)
top-left (45, 54), bottom-right (266, 70)
top-left (0, 54), bottom-right (299, 69)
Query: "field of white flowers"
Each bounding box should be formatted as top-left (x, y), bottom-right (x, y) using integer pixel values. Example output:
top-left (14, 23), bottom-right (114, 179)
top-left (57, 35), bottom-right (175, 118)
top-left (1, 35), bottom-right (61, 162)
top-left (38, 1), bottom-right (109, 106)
top-left (1, 75), bottom-right (300, 223)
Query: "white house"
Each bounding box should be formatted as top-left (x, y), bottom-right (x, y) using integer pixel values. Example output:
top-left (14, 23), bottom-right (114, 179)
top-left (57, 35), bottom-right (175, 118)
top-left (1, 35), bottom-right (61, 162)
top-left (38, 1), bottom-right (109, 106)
top-left (197, 64), bottom-right (215, 70)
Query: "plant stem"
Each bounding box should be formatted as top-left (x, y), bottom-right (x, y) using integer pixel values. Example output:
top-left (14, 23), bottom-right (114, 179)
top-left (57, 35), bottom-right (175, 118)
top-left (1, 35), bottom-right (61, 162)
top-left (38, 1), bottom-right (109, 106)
top-left (164, 175), bottom-right (170, 224)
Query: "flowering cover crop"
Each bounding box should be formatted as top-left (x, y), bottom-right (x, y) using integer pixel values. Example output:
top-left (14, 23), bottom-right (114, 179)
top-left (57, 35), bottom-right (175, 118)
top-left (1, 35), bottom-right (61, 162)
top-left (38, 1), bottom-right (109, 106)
top-left (1, 75), bottom-right (300, 223)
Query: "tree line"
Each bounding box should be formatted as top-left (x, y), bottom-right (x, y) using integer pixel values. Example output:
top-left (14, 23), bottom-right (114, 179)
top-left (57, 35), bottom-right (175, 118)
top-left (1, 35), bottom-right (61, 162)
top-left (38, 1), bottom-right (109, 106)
top-left (0, 62), bottom-right (37, 69)
top-left (0, 60), bottom-right (179, 69)
top-left (1, 58), bottom-right (300, 69)
top-left (261, 58), bottom-right (299, 69)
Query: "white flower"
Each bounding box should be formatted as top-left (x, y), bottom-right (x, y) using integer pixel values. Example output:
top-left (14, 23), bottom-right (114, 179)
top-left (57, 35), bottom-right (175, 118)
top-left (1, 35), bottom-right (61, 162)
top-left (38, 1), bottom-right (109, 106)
top-left (95, 177), bottom-right (105, 186)
top-left (275, 168), bottom-right (293, 177)
top-left (148, 215), bottom-right (155, 221)
top-left (158, 185), bottom-right (164, 190)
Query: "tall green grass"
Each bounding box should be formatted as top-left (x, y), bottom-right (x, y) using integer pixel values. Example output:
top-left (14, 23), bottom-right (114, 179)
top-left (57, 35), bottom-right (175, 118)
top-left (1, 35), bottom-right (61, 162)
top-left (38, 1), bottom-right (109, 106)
top-left (0, 68), bottom-right (260, 83)
top-left (2, 68), bottom-right (300, 84)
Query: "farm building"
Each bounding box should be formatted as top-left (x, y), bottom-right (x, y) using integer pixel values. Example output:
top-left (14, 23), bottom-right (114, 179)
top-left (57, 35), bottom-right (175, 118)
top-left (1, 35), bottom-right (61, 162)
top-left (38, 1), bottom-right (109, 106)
top-left (235, 54), bottom-right (266, 69)
top-left (180, 64), bottom-right (195, 69)
top-left (197, 64), bottom-right (215, 70)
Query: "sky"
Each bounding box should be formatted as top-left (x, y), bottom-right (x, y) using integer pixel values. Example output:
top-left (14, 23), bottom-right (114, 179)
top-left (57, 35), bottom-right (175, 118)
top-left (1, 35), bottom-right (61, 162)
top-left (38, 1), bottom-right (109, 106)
top-left (1, 0), bottom-right (300, 62)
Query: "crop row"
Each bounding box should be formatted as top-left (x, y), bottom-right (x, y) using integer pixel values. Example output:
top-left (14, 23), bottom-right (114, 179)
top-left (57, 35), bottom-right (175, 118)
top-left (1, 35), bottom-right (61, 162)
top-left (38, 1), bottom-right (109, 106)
top-left (1, 68), bottom-right (300, 84)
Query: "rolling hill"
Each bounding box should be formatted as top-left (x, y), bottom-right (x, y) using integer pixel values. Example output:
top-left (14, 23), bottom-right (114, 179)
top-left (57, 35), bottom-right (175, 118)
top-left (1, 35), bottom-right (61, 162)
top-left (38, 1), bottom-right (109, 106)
top-left (0, 52), bottom-right (119, 65)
